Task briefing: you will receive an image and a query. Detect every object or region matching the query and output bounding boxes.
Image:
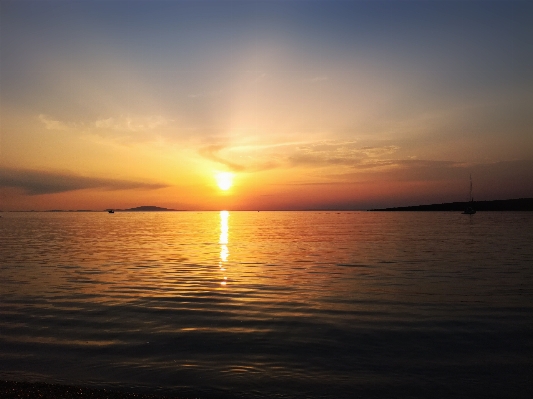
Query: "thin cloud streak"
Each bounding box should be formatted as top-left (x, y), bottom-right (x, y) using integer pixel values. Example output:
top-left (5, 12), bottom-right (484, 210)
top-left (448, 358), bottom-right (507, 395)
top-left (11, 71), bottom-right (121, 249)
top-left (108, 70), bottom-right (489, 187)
top-left (288, 141), bottom-right (400, 168)
top-left (199, 140), bottom-right (404, 172)
top-left (39, 114), bottom-right (172, 134)
top-left (38, 114), bottom-right (69, 131)
top-left (94, 115), bottom-right (170, 132)
top-left (198, 145), bottom-right (246, 172)
top-left (0, 168), bottom-right (168, 195)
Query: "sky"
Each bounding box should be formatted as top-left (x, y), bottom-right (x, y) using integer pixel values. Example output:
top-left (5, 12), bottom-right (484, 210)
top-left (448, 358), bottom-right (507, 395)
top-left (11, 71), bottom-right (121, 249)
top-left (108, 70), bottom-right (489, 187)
top-left (0, 0), bottom-right (532, 211)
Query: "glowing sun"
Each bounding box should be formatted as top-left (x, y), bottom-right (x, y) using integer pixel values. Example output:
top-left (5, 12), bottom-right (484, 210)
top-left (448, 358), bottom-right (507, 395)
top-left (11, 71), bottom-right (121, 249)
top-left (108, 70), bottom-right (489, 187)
top-left (215, 172), bottom-right (234, 191)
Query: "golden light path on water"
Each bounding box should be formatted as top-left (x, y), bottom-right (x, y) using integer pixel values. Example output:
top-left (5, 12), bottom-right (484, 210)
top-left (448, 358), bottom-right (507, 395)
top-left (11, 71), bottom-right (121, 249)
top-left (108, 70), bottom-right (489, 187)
top-left (219, 210), bottom-right (229, 286)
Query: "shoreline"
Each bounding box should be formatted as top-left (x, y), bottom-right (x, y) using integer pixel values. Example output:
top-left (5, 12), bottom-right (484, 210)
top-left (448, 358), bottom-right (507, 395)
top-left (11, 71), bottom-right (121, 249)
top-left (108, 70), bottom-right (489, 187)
top-left (368, 197), bottom-right (533, 211)
top-left (0, 380), bottom-right (203, 399)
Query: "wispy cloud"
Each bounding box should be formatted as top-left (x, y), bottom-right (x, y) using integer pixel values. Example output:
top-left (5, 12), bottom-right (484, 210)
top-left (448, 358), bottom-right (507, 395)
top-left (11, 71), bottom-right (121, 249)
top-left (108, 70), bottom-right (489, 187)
top-left (198, 144), bottom-right (282, 173)
top-left (197, 139), bottom-right (404, 173)
top-left (39, 114), bottom-right (171, 134)
top-left (324, 159), bottom-right (533, 201)
top-left (0, 168), bottom-right (168, 195)
top-left (94, 115), bottom-right (170, 132)
top-left (288, 140), bottom-right (400, 168)
top-left (359, 146), bottom-right (400, 157)
top-left (327, 159), bottom-right (533, 184)
top-left (38, 114), bottom-right (70, 131)
top-left (198, 145), bottom-right (247, 172)
top-left (335, 159), bottom-right (466, 179)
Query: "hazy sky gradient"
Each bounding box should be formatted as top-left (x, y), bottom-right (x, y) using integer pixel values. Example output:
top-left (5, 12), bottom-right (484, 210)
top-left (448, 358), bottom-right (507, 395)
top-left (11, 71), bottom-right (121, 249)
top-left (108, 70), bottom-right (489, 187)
top-left (1, 0), bottom-right (532, 210)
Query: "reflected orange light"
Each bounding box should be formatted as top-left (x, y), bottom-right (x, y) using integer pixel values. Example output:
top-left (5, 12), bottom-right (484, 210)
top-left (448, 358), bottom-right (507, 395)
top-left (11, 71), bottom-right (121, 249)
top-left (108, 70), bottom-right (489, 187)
top-left (219, 210), bottom-right (229, 244)
top-left (220, 245), bottom-right (229, 262)
top-left (219, 210), bottom-right (230, 287)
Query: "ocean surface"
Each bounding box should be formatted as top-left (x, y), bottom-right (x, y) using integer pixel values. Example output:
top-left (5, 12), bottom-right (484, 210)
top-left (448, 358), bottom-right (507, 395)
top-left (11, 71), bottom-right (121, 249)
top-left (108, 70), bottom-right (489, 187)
top-left (1, 211), bottom-right (532, 398)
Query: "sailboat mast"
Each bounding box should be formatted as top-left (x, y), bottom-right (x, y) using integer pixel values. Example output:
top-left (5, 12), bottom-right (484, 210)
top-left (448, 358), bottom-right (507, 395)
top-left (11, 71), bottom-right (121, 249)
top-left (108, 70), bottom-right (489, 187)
top-left (469, 174), bottom-right (473, 202)
top-left (462, 174), bottom-right (476, 214)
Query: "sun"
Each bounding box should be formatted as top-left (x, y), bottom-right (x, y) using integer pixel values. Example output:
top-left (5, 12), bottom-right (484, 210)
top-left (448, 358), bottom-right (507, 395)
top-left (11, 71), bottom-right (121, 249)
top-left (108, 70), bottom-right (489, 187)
top-left (215, 172), bottom-right (234, 191)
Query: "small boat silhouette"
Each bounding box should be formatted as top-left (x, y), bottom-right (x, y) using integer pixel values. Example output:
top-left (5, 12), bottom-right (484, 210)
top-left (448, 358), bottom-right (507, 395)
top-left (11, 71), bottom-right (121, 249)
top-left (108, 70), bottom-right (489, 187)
top-left (108, 209), bottom-right (115, 214)
top-left (463, 205), bottom-right (476, 215)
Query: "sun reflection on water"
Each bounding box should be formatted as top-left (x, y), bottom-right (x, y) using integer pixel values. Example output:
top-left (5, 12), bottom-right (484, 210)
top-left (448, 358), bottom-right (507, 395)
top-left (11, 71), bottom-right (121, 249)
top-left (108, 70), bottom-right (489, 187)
top-left (219, 211), bottom-right (229, 285)
top-left (219, 211), bottom-right (229, 245)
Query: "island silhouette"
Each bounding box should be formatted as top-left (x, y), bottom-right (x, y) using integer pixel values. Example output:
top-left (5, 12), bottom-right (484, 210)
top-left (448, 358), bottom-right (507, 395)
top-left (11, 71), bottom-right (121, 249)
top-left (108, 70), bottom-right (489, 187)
top-left (369, 198), bottom-right (533, 212)
top-left (106, 206), bottom-right (178, 212)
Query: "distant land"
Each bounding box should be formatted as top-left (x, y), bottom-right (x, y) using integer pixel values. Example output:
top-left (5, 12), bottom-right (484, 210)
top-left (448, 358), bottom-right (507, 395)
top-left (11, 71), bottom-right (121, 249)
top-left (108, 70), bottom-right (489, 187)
top-left (5, 206), bottom-right (179, 212)
top-left (369, 198), bottom-right (533, 212)
top-left (108, 205), bottom-right (178, 212)
top-left (3, 200), bottom-right (532, 213)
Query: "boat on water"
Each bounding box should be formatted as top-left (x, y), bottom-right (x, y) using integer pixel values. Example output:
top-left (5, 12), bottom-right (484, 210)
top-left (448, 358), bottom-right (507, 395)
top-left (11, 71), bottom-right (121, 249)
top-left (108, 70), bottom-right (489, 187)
top-left (463, 205), bottom-right (476, 215)
top-left (462, 175), bottom-right (476, 214)
top-left (108, 209), bottom-right (115, 214)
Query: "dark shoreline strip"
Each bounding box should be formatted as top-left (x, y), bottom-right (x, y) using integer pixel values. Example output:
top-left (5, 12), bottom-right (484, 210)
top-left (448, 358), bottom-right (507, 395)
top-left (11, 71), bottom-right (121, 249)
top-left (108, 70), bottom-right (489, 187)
top-left (0, 380), bottom-right (198, 399)
top-left (368, 197), bottom-right (533, 211)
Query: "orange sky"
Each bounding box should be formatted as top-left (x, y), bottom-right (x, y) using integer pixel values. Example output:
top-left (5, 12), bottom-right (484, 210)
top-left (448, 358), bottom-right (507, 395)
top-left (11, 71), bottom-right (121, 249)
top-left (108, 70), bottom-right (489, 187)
top-left (1, 1), bottom-right (532, 211)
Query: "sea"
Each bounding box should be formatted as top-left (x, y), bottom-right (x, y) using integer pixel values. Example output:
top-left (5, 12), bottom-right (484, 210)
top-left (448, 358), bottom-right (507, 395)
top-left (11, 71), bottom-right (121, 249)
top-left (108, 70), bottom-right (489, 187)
top-left (1, 211), bottom-right (532, 398)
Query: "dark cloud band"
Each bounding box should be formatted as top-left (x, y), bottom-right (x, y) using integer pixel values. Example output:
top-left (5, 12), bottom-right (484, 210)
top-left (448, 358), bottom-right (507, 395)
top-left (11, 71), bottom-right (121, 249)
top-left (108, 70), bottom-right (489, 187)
top-left (0, 168), bottom-right (168, 195)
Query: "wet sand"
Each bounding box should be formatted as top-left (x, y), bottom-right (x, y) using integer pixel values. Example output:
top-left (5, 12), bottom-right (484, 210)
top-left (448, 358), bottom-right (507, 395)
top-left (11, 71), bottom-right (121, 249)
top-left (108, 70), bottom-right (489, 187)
top-left (0, 381), bottom-right (200, 399)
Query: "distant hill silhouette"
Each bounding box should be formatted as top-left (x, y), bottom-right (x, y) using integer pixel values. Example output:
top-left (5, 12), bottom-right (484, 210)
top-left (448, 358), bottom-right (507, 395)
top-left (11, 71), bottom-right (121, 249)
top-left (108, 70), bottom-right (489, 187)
top-left (111, 206), bottom-right (177, 212)
top-left (369, 198), bottom-right (533, 212)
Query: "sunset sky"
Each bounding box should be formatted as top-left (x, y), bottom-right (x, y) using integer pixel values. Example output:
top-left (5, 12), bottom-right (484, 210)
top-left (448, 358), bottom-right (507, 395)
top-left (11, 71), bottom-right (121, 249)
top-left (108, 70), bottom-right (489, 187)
top-left (1, 0), bottom-right (532, 211)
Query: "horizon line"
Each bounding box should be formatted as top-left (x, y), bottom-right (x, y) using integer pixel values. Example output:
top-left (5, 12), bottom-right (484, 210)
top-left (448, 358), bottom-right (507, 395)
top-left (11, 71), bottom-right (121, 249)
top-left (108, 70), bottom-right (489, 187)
top-left (2, 197), bottom-right (532, 213)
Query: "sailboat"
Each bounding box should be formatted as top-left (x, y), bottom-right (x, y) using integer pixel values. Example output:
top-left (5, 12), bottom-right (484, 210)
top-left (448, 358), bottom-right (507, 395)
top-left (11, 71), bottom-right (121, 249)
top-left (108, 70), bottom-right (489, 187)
top-left (462, 175), bottom-right (476, 214)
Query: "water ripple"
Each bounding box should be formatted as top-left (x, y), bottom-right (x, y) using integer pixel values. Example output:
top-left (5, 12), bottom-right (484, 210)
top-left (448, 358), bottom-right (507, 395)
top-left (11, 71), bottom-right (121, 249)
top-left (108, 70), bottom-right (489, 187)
top-left (1, 211), bottom-right (532, 398)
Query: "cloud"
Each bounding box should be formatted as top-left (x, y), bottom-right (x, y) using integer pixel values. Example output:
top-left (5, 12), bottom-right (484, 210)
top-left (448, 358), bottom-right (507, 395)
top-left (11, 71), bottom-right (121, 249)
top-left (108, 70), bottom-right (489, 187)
top-left (198, 140), bottom-right (403, 173)
top-left (198, 144), bottom-right (282, 173)
top-left (38, 114), bottom-right (69, 131)
top-left (198, 145), bottom-right (247, 172)
top-left (359, 159), bottom-right (464, 177)
top-left (329, 158), bottom-right (533, 187)
top-left (359, 146), bottom-right (400, 157)
top-left (0, 168), bottom-right (168, 195)
top-left (310, 159), bottom-right (468, 183)
top-left (288, 140), bottom-right (400, 168)
top-left (39, 114), bottom-right (171, 135)
top-left (94, 115), bottom-right (170, 132)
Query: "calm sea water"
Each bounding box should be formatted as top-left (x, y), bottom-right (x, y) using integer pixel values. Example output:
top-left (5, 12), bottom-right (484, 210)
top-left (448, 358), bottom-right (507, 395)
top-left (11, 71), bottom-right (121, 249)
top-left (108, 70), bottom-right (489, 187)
top-left (1, 211), bottom-right (532, 398)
